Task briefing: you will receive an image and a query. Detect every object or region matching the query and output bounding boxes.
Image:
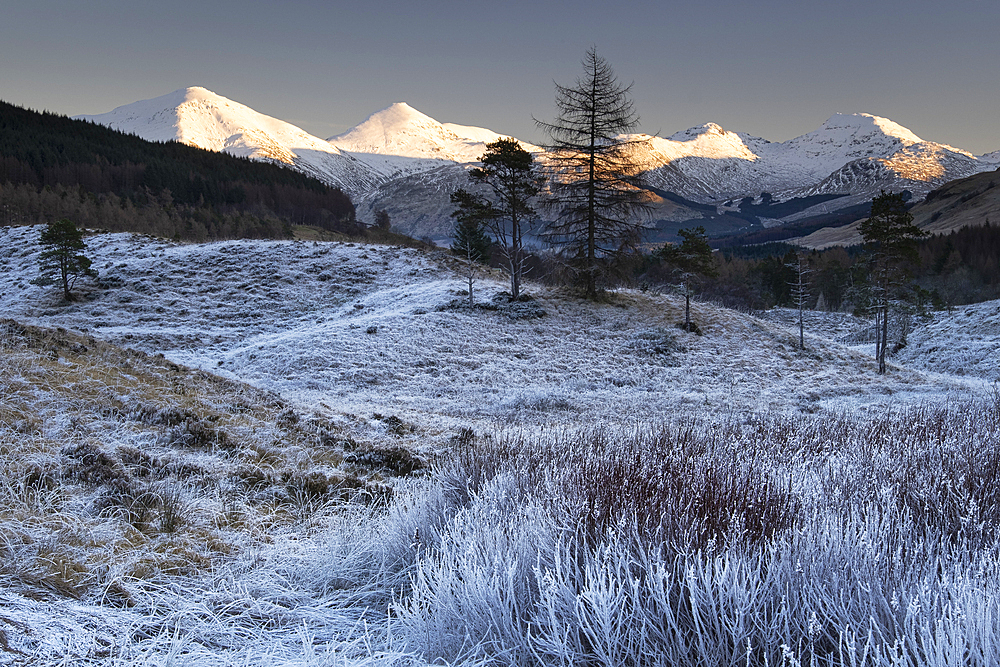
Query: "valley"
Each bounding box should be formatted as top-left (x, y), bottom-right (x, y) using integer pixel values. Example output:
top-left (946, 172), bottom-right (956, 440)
top-left (5, 4), bottom-right (1000, 663)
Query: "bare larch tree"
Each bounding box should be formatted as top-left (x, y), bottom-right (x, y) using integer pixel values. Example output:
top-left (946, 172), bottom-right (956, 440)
top-left (535, 47), bottom-right (650, 299)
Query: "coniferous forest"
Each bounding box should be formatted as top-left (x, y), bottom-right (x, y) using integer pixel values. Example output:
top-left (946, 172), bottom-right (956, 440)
top-left (0, 100), bottom-right (360, 240)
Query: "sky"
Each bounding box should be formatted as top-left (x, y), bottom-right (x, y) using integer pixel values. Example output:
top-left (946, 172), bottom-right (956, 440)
top-left (3, 0), bottom-right (999, 154)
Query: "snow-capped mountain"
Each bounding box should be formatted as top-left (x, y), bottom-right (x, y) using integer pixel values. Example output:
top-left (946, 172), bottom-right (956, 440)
top-left (329, 102), bottom-right (540, 179)
top-left (77, 88), bottom-right (999, 239)
top-left (75, 87), bottom-right (383, 197)
top-left (633, 113), bottom-right (996, 206)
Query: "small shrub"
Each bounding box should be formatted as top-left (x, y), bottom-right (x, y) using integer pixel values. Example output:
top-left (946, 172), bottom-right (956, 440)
top-left (157, 483), bottom-right (186, 533)
top-left (630, 327), bottom-right (687, 360)
top-left (23, 464), bottom-right (59, 493)
top-left (60, 443), bottom-right (126, 485)
top-left (348, 446), bottom-right (426, 476)
top-left (159, 419), bottom-right (230, 450)
top-left (98, 477), bottom-right (158, 528)
top-left (276, 408), bottom-right (299, 426)
top-left (676, 320), bottom-right (703, 335)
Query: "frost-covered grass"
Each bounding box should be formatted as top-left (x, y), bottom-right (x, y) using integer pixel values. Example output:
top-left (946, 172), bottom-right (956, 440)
top-left (388, 402), bottom-right (1000, 666)
top-left (0, 319), bottom-right (427, 663)
top-left (1, 225), bottom-right (998, 665)
top-left (896, 301), bottom-right (1000, 383)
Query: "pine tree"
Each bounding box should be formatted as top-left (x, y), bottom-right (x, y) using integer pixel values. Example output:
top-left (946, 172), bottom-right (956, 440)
top-left (450, 190), bottom-right (495, 307)
top-left (457, 138), bottom-right (543, 300)
top-left (451, 200), bottom-right (493, 265)
top-left (34, 218), bottom-right (97, 301)
top-left (859, 190), bottom-right (927, 374)
top-left (535, 48), bottom-right (650, 299)
top-left (373, 209), bottom-right (391, 230)
top-left (658, 226), bottom-right (717, 332)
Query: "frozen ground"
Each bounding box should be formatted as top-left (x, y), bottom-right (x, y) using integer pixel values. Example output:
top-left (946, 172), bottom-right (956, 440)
top-left (1, 224), bottom-right (997, 665)
top-left (0, 225), bottom-right (991, 442)
top-left (896, 300), bottom-right (1000, 383)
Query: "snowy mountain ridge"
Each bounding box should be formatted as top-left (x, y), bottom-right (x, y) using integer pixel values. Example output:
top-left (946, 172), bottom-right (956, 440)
top-left (633, 112), bottom-right (997, 204)
top-left (76, 87), bottom-right (384, 197)
top-left (77, 88), bottom-right (1000, 235)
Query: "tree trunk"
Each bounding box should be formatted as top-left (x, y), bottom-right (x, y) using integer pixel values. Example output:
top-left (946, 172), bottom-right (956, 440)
top-left (799, 307), bottom-right (804, 350)
top-left (586, 96), bottom-right (597, 301)
top-left (878, 305), bottom-right (889, 374)
top-left (685, 290), bottom-right (691, 331)
top-left (60, 257), bottom-right (72, 301)
top-left (510, 211), bottom-right (521, 300)
top-left (874, 307), bottom-right (881, 371)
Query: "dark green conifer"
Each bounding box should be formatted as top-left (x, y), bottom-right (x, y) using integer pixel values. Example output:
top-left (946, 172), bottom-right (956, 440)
top-left (34, 218), bottom-right (97, 301)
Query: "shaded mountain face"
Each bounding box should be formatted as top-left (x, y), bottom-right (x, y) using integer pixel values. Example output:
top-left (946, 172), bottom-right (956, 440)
top-left (792, 166), bottom-right (1000, 250)
top-left (79, 90), bottom-right (1000, 242)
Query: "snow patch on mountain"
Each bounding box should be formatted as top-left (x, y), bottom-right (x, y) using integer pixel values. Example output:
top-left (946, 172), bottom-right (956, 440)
top-left (633, 123), bottom-right (759, 163)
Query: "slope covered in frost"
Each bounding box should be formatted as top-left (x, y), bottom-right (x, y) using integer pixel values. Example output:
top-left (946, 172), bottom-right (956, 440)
top-left (0, 225), bottom-right (989, 432)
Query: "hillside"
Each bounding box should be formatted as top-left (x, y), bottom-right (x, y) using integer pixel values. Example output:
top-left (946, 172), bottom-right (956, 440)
top-left (0, 100), bottom-right (359, 240)
top-left (0, 316), bottom-right (428, 663)
top-left (0, 226), bottom-right (988, 431)
top-left (913, 167), bottom-right (1000, 233)
top-left (896, 299), bottom-right (1000, 382)
top-left (791, 167), bottom-right (1000, 249)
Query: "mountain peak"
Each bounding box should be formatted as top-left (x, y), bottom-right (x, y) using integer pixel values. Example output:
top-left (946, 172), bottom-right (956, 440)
top-left (814, 112), bottom-right (923, 145)
top-left (668, 122), bottom-right (728, 141)
top-left (327, 102), bottom-right (446, 147)
top-left (329, 103), bottom-right (527, 166)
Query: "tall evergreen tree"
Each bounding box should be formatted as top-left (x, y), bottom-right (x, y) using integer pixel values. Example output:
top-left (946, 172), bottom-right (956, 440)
top-left (859, 190), bottom-right (927, 374)
top-left (536, 47), bottom-right (650, 299)
top-left (34, 218), bottom-right (97, 301)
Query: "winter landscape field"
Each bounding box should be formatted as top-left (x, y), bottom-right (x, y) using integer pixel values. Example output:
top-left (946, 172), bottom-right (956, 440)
top-left (1, 223), bottom-right (999, 666)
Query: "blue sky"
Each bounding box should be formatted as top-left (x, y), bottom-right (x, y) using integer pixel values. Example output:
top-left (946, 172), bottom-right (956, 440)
top-left (4, 0), bottom-right (999, 153)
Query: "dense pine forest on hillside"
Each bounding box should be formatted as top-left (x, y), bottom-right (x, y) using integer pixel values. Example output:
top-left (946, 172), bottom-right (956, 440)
top-left (0, 100), bottom-right (359, 240)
